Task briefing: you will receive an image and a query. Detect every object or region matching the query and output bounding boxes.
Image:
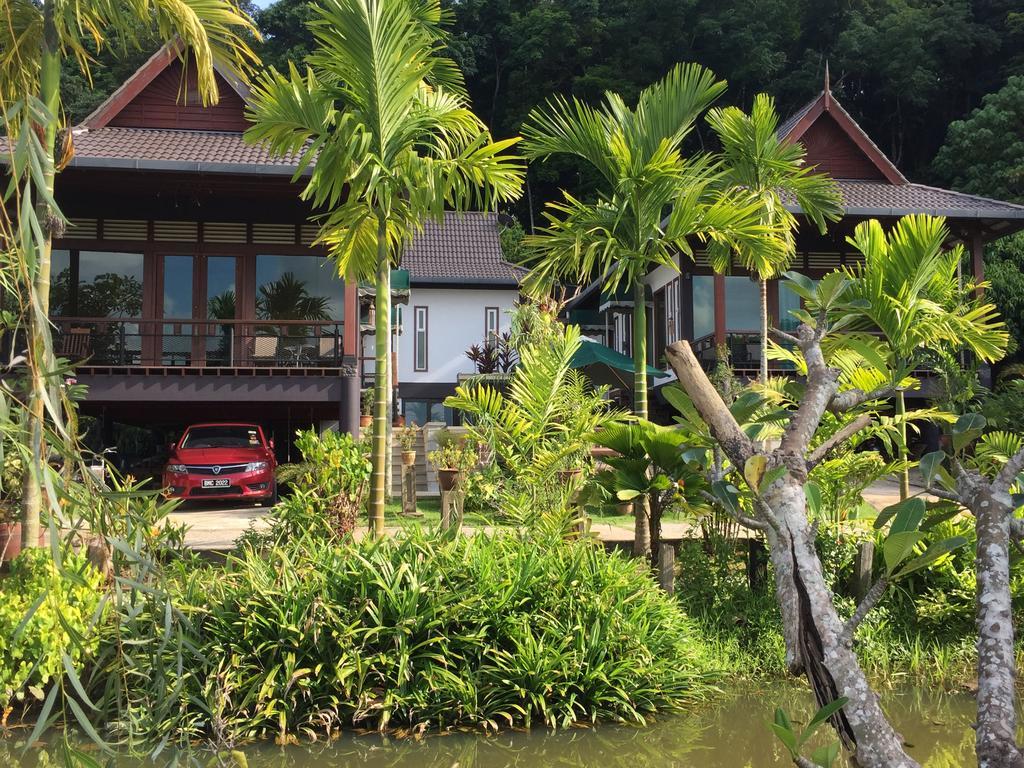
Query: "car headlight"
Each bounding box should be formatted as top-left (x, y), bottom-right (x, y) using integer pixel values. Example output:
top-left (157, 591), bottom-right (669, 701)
top-left (167, 464), bottom-right (187, 474)
top-left (247, 461), bottom-right (269, 473)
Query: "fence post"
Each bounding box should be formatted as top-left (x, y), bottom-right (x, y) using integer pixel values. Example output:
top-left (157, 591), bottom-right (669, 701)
top-left (658, 542), bottom-right (675, 594)
top-left (746, 538), bottom-right (768, 592)
top-left (852, 540), bottom-right (875, 602)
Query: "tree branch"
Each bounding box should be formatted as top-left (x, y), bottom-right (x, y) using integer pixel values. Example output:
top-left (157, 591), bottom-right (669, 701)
top-left (1011, 518), bottom-right (1024, 544)
top-left (826, 385), bottom-right (897, 415)
top-left (994, 446), bottom-right (1024, 496)
top-left (806, 414), bottom-right (873, 469)
top-left (779, 326), bottom-right (839, 458)
top-left (843, 576), bottom-right (889, 642)
top-left (666, 340), bottom-right (755, 467)
top-left (698, 489), bottom-right (768, 532)
top-left (927, 487), bottom-right (963, 504)
top-left (770, 327), bottom-right (800, 346)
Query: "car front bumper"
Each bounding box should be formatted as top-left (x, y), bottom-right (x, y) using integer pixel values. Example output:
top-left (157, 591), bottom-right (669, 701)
top-left (163, 469), bottom-right (274, 500)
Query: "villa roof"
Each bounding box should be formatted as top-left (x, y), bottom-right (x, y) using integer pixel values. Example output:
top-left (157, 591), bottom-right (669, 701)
top-left (403, 212), bottom-right (524, 287)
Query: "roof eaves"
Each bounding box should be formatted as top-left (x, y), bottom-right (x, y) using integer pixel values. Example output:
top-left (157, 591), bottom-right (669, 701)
top-left (65, 155), bottom-right (304, 176)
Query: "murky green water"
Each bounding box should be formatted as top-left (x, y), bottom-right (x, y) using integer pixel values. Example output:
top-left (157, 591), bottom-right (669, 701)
top-left (2, 685), bottom-right (982, 767)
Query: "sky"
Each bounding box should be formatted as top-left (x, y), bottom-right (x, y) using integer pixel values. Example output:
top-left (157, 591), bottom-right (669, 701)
top-left (252, 0), bottom-right (276, 8)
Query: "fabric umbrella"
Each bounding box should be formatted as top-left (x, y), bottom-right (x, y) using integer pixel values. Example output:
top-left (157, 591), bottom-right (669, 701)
top-left (570, 337), bottom-right (670, 390)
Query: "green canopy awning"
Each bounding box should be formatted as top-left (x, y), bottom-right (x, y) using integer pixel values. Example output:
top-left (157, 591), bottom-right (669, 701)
top-left (570, 337), bottom-right (668, 390)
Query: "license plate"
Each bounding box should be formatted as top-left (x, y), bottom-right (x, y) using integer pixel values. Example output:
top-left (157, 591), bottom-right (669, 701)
top-left (202, 479), bottom-right (230, 488)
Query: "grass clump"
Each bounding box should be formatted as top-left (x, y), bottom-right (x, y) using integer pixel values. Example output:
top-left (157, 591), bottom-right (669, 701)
top-left (172, 531), bottom-right (717, 741)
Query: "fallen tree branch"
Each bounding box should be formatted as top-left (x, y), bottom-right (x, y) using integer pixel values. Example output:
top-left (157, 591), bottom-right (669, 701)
top-left (806, 414), bottom-right (873, 469)
top-left (843, 576), bottom-right (889, 642)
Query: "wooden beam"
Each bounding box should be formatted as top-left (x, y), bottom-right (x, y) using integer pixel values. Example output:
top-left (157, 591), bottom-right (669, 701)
top-left (713, 273), bottom-right (726, 347)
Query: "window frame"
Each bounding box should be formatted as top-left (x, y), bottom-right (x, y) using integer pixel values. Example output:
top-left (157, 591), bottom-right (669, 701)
top-left (413, 305), bottom-right (428, 372)
top-left (484, 306), bottom-right (500, 342)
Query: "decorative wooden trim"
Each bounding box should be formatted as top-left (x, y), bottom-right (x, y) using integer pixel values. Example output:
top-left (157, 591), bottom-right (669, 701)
top-left (780, 91), bottom-right (906, 185)
top-left (82, 42), bottom-right (183, 129)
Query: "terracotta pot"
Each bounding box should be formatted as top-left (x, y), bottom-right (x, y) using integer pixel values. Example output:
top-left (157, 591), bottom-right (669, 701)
top-left (393, 416), bottom-right (406, 427)
top-left (558, 468), bottom-right (584, 485)
top-left (360, 415), bottom-right (372, 428)
top-left (617, 501), bottom-right (635, 517)
top-left (437, 468), bottom-right (462, 492)
top-left (0, 522), bottom-right (23, 566)
top-left (402, 450), bottom-right (417, 466)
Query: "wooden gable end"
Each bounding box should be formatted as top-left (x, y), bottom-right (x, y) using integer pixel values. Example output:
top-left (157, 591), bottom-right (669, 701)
top-left (799, 112), bottom-right (887, 181)
top-left (106, 59), bottom-right (249, 132)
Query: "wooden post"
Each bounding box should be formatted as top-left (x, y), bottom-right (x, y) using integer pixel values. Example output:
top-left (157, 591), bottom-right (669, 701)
top-left (713, 272), bottom-right (726, 347)
top-left (401, 462), bottom-right (419, 516)
top-left (439, 489), bottom-right (452, 531)
top-left (852, 540), bottom-right (875, 602)
top-left (746, 538), bottom-right (768, 592)
top-left (658, 542), bottom-right (675, 594)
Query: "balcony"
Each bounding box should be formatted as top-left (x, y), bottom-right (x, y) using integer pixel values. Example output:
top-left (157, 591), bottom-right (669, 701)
top-left (52, 317), bottom-right (348, 374)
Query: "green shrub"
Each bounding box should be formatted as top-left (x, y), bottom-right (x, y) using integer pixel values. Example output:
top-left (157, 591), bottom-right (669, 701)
top-left (0, 548), bottom-right (104, 707)
top-left (259, 429), bottom-right (371, 543)
top-left (173, 532), bottom-right (717, 740)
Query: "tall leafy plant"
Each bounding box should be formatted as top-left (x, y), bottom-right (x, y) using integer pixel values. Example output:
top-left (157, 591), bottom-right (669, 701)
top-left (0, 0), bottom-right (258, 549)
top-left (245, 0), bottom-right (523, 536)
top-left (521, 64), bottom-right (788, 420)
top-left (707, 93), bottom-right (842, 381)
top-left (842, 215), bottom-right (1008, 498)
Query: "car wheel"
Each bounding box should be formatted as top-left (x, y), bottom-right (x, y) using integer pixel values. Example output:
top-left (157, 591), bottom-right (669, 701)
top-left (268, 481), bottom-right (279, 507)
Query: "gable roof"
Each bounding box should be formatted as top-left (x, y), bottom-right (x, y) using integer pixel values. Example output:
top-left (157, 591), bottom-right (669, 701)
top-left (82, 41), bottom-right (250, 130)
top-left (402, 212), bottom-right (524, 287)
top-left (778, 88), bottom-right (907, 185)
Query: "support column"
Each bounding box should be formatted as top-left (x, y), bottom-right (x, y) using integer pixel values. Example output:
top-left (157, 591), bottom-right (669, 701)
top-left (971, 228), bottom-right (985, 297)
top-left (340, 357), bottom-right (360, 438)
top-left (713, 273), bottom-right (726, 347)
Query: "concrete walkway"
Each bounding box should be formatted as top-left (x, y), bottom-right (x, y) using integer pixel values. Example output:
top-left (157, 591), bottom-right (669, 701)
top-left (172, 478), bottom-right (928, 552)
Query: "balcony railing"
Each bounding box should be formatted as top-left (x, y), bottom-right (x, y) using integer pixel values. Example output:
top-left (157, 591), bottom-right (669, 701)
top-left (51, 317), bottom-right (346, 369)
top-left (690, 331), bottom-right (797, 375)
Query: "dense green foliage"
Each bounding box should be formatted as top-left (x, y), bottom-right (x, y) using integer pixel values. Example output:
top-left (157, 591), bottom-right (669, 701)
top-left (678, 518), bottom-right (1022, 688)
top-left (0, 549), bottom-right (103, 707)
top-left (166, 531), bottom-right (716, 740)
top-left (268, 428), bottom-right (371, 541)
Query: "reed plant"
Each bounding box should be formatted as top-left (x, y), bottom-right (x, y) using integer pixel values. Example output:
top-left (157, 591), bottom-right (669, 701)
top-left (167, 531), bottom-right (718, 742)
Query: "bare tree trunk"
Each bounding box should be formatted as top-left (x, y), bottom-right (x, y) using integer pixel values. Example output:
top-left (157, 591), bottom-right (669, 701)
top-left (633, 497), bottom-right (651, 558)
top-left (665, 337), bottom-right (918, 767)
top-left (960, 477), bottom-right (1024, 768)
top-left (764, 521), bottom-right (804, 675)
top-left (766, 481), bottom-right (918, 768)
top-left (368, 216), bottom-right (391, 536)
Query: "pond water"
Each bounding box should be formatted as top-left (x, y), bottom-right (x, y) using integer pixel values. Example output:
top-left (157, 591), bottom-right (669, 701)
top-left (3, 684), bottom-right (981, 767)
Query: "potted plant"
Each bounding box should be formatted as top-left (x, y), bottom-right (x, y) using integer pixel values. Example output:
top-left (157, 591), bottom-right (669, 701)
top-left (360, 388), bottom-right (373, 428)
top-left (0, 451), bottom-right (25, 567)
top-left (398, 424), bottom-right (419, 466)
top-left (557, 449), bottom-right (588, 486)
top-left (428, 431), bottom-right (478, 492)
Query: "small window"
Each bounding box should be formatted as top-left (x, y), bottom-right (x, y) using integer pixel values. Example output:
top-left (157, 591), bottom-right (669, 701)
top-left (414, 306), bottom-right (428, 371)
top-left (485, 306), bottom-right (500, 341)
top-left (666, 278), bottom-right (679, 344)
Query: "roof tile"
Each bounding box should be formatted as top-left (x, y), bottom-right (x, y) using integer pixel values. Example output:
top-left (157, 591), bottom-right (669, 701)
top-left (403, 212), bottom-right (524, 285)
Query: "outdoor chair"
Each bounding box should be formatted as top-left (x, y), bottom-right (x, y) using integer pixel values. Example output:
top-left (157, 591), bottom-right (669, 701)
top-left (58, 327), bottom-right (92, 361)
top-left (317, 334), bottom-right (340, 364)
top-left (251, 335), bottom-right (280, 366)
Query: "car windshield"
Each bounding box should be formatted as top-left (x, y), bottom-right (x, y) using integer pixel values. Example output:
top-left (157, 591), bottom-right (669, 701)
top-left (181, 426), bottom-right (262, 449)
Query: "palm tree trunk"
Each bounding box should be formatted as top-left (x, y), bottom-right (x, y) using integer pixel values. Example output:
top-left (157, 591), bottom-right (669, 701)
top-left (369, 216), bottom-right (390, 537)
top-left (632, 279), bottom-right (647, 418)
top-left (22, 4), bottom-right (61, 550)
top-left (897, 390), bottom-right (910, 500)
top-left (631, 279), bottom-right (651, 556)
top-left (759, 278), bottom-right (769, 383)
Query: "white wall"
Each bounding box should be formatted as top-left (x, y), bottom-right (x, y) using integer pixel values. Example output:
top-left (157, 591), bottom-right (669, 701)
top-left (382, 287), bottom-right (518, 384)
top-left (646, 259), bottom-right (681, 293)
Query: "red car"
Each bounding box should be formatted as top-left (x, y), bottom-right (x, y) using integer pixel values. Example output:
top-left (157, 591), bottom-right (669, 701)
top-left (164, 423), bottom-right (277, 504)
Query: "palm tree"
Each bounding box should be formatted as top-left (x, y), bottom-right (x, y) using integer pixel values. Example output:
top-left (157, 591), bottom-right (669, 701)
top-left (844, 214), bottom-right (1008, 498)
top-left (0, 0), bottom-right (257, 549)
top-left (707, 93), bottom-right (843, 382)
top-left (522, 65), bottom-right (788, 421)
top-left (245, 0), bottom-right (523, 536)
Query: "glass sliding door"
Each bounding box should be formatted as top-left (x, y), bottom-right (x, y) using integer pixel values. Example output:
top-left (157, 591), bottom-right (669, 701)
top-left (205, 256), bottom-right (237, 366)
top-left (162, 255), bottom-right (194, 365)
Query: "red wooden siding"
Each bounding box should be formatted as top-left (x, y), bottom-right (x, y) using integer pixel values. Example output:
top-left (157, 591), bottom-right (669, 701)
top-left (799, 113), bottom-right (887, 181)
top-left (108, 60), bottom-right (249, 132)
